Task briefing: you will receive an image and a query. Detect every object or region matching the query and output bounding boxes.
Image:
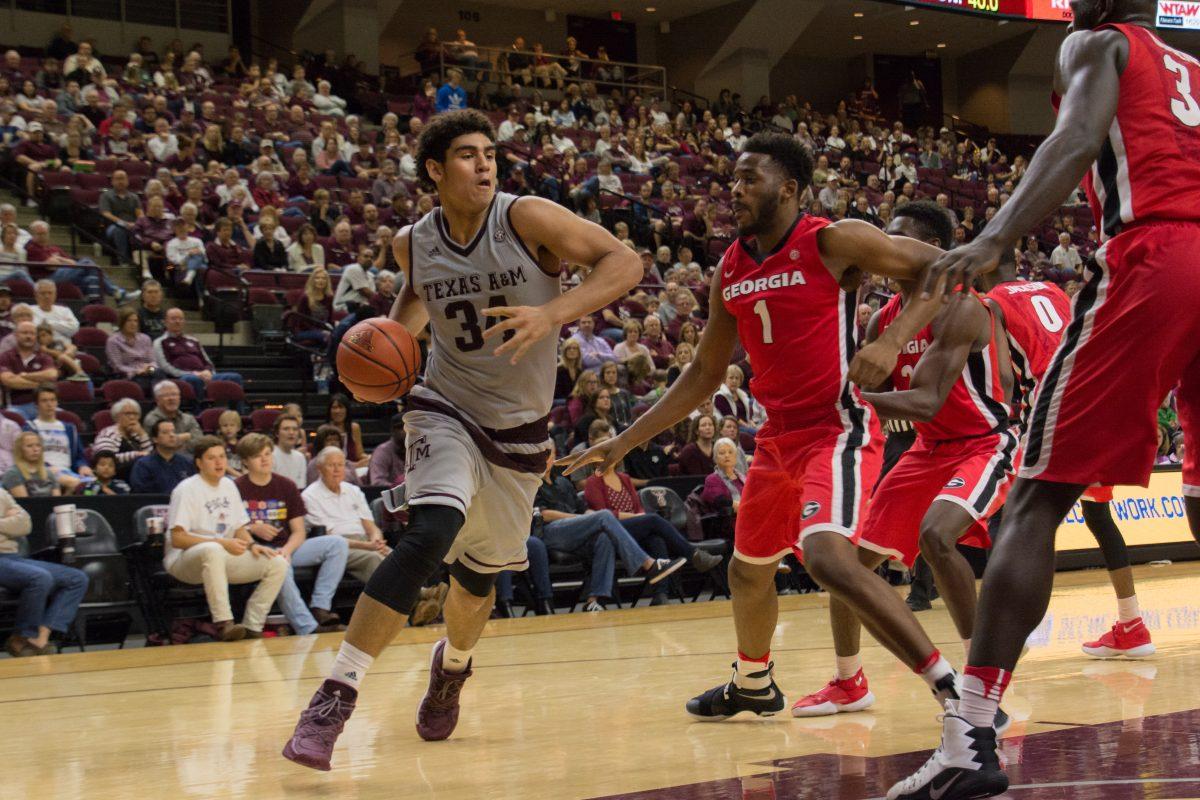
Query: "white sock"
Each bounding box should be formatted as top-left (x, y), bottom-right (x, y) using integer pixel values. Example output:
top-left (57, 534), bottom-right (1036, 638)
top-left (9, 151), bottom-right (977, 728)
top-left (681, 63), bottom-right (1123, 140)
top-left (959, 672), bottom-right (1001, 728)
top-left (835, 654), bottom-right (862, 680)
top-left (918, 652), bottom-right (955, 694)
top-left (734, 654), bottom-right (772, 690)
top-left (1117, 595), bottom-right (1140, 623)
top-left (962, 638), bottom-right (972, 660)
top-left (329, 641), bottom-right (374, 690)
top-left (442, 641), bottom-right (474, 673)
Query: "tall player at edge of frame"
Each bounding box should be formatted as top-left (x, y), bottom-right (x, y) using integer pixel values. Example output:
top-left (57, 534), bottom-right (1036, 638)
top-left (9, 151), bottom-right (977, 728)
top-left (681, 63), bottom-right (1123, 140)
top-left (863, 2), bottom-right (1200, 797)
top-left (282, 109), bottom-right (641, 771)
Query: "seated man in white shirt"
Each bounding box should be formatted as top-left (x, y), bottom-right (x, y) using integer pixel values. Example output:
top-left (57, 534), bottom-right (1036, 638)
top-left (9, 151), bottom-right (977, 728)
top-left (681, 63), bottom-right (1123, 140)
top-left (31, 280), bottom-right (79, 345)
top-left (164, 435), bottom-right (289, 641)
top-left (301, 446), bottom-right (389, 581)
top-left (272, 413), bottom-right (308, 487)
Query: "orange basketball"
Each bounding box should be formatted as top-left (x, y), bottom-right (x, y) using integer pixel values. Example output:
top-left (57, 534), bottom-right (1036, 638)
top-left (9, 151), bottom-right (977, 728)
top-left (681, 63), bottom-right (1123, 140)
top-left (336, 317), bottom-right (422, 403)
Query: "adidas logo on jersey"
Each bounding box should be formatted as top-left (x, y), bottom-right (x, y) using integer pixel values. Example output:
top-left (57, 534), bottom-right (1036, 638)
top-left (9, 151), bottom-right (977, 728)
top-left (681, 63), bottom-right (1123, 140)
top-left (428, 245), bottom-right (443, 257)
top-left (722, 270), bottom-right (807, 302)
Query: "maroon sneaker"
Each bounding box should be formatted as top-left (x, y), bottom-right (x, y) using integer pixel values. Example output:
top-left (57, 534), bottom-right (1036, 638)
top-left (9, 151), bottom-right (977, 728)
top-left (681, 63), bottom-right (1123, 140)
top-left (282, 679), bottom-right (357, 771)
top-left (416, 639), bottom-right (473, 741)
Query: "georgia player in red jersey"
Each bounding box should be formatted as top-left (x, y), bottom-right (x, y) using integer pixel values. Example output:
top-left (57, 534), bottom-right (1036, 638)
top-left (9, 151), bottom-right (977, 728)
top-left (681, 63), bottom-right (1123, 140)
top-left (559, 133), bottom-right (962, 722)
top-left (793, 201), bottom-right (1016, 722)
top-left (880, 2), bottom-right (1200, 797)
top-left (982, 255), bottom-right (1155, 659)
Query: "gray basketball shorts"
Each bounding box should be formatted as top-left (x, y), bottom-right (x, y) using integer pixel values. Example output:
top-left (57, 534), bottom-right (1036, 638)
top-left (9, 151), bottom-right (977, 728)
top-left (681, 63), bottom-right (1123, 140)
top-left (400, 409), bottom-right (542, 573)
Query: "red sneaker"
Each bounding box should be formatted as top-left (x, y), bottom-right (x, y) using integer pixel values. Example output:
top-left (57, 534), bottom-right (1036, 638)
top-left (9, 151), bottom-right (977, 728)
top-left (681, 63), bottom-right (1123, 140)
top-left (791, 669), bottom-right (875, 717)
top-left (1082, 617), bottom-right (1156, 659)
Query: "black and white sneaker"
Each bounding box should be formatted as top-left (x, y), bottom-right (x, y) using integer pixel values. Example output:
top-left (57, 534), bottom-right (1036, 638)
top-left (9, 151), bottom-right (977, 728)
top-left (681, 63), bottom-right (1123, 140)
top-left (644, 557), bottom-right (687, 585)
top-left (886, 700), bottom-right (1008, 800)
top-left (686, 662), bottom-right (787, 721)
top-left (930, 671), bottom-right (1010, 735)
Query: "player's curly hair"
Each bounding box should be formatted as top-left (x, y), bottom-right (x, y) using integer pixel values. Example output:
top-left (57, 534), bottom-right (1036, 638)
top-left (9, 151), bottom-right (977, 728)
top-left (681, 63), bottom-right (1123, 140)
top-left (893, 199), bottom-right (955, 250)
top-left (742, 132), bottom-right (813, 188)
top-left (416, 109), bottom-right (497, 188)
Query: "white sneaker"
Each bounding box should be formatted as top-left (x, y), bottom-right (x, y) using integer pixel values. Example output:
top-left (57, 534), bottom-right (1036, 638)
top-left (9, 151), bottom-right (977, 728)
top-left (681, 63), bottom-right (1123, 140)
top-left (583, 600), bottom-right (604, 613)
top-left (887, 700), bottom-right (1008, 800)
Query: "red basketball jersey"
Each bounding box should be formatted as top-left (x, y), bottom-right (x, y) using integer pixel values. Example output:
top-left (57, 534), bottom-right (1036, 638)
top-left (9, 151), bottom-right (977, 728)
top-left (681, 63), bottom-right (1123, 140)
top-left (719, 214), bottom-right (870, 430)
top-left (875, 293), bottom-right (1010, 442)
top-left (875, 293), bottom-right (932, 392)
top-left (986, 280), bottom-right (1070, 432)
top-left (1072, 24), bottom-right (1200, 240)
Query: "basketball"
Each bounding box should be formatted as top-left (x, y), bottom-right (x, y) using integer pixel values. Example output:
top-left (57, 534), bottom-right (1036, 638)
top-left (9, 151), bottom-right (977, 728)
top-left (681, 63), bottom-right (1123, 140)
top-left (336, 317), bottom-right (422, 403)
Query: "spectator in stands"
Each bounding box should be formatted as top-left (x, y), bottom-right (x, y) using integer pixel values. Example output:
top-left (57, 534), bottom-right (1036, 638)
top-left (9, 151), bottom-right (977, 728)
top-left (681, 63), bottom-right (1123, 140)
top-left (289, 267), bottom-right (334, 348)
top-left (0, 320), bottom-right (57, 419)
top-left (36, 321), bottom-right (84, 382)
top-left (165, 435), bottom-right (288, 641)
top-left (567, 369), bottom-right (600, 426)
top-left (570, 315), bottom-right (615, 370)
top-left (25, 220), bottom-right (133, 301)
top-left (435, 69), bottom-right (468, 113)
top-left (137, 280), bottom-right (167, 339)
top-left (204, 217), bottom-right (251, 273)
top-left (143, 379), bottom-right (201, 443)
top-left (133, 195), bottom-right (173, 271)
top-left (24, 383), bottom-right (88, 481)
top-left (93, 397), bottom-right (150, 479)
top-left (129, 418), bottom-right (194, 494)
top-left (0, 225), bottom-right (34, 284)
top-left (666, 341), bottom-right (694, 387)
top-left (599, 361), bottom-right (634, 430)
top-left (165, 217), bottom-right (207, 287)
top-left (0, 302), bottom-right (32, 352)
top-left (99, 170), bottom-right (141, 265)
top-left (153, 307), bottom-right (244, 399)
top-left (3, 430), bottom-right (67, 496)
top-left (305, 425), bottom-right (358, 486)
top-left (367, 413), bottom-right (406, 488)
top-left (324, 393), bottom-right (367, 467)
top-left (332, 246), bottom-right (376, 312)
top-left (218, 410), bottom-right (245, 478)
top-left (313, 80), bottom-right (347, 117)
top-left (702, 437), bottom-right (745, 517)
top-left (1050, 231), bottom-right (1082, 283)
top-left (574, 389), bottom-right (620, 446)
top-left (640, 313), bottom-right (674, 369)
top-left (0, 485), bottom-right (87, 656)
top-left (76, 450), bottom-right (130, 495)
top-left (581, 423), bottom-right (716, 603)
top-left (253, 215), bottom-right (288, 270)
top-left (272, 414), bottom-right (308, 487)
top-left (286, 224), bottom-right (325, 272)
top-left (676, 414), bottom-right (716, 476)
top-left (13, 122), bottom-right (59, 205)
top-left (235, 433), bottom-right (347, 635)
top-left (301, 446), bottom-right (388, 581)
top-left (30, 280), bottom-right (78, 343)
top-left (613, 319), bottom-right (652, 365)
top-left (713, 364), bottom-right (756, 433)
top-left (555, 339), bottom-right (583, 401)
top-left (717, 417), bottom-right (751, 472)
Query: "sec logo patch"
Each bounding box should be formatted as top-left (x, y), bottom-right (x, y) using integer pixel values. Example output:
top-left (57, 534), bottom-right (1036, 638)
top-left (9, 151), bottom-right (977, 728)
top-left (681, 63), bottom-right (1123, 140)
top-left (945, 477), bottom-right (966, 489)
top-left (802, 501), bottom-right (821, 519)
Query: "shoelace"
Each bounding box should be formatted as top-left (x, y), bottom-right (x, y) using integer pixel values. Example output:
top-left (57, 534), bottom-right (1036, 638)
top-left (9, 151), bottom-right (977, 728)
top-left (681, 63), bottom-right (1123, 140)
top-left (427, 676), bottom-right (466, 709)
top-left (892, 712), bottom-right (953, 792)
top-left (300, 692), bottom-right (351, 742)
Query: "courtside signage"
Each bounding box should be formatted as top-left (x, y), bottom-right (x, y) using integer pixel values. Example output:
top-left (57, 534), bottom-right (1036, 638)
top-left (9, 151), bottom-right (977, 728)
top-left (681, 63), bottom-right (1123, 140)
top-left (1057, 470), bottom-right (1195, 551)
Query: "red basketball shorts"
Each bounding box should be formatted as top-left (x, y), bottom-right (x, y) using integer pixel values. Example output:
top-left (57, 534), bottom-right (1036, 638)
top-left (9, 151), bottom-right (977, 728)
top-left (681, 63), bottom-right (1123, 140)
top-left (734, 415), bottom-right (882, 564)
top-left (1020, 222), bottom-right (1200, 488)
top-left (859, 429), bottom-right (1019, 568)
top-left (1081, 485), bottom-right (1115, 503)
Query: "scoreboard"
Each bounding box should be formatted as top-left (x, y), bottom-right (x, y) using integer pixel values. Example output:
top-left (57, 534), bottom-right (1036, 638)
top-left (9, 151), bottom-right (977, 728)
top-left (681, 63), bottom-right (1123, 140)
top-left (888, 0), bottom-right (1073, 22)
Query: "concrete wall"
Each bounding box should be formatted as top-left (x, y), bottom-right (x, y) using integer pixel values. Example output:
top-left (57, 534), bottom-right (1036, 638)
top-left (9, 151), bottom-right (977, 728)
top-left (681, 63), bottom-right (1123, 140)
top-left (953, 32), bottom-right (1034, 132)
top-left (770, 54), bottom-right (867, 114)
top-left (0, 9), bottom-right (230, 58)
top-left (653, 0), bottom-right (755, 98)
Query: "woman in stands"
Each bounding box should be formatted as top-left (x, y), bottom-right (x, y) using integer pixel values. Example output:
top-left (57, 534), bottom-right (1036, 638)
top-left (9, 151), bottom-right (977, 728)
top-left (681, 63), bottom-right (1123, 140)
top-left (717, 417), bottom-right (751, 474)
top-left (675, 414), bottom-right (716, 476)
top-left (290, 267), bottom-right (334, 348)
top-left (93, 398), bottom-right (151, 480)
top-left (76, 451), bottom-right (131, 496)
top-left (0, 224), bottom-right (35, 284)
top-left (573, 388), bottom-right (621, 446)
top-left (58, 129), bottom-right (93, 171)
top-left (701, 438), bottom-right (746, 520)
top-left (287, 224), bottom-right (325, 272)
top-left (712, 364), bottom-right (756, 434)
top-left (598, 362), bottom-right (633, 431)
top-left (253, 214), bottom-right (288, 271)
top-left (567, 369), bottom-right (600, 426)
top-left (555, 339), bottom-right (583, 403)
top-left (677, 321), bottom-right (700, 349)
top-left (612, 319), bottom-right (651, 365)
top-left (309, 188), bottom-right (339, 237)
top-left (3, 431), bottom-right (70, 497)
top-left (625, 353), bottom-right (656, 398)
top-left (325, 394), bottom-right (367, 468)
top-left (667, 341), bottom-right (695, 388)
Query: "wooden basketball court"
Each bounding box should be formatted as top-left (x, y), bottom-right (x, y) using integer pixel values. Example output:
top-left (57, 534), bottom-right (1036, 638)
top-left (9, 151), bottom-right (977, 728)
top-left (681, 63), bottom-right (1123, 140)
top-left (4, 564), bottom-right (1200, 799)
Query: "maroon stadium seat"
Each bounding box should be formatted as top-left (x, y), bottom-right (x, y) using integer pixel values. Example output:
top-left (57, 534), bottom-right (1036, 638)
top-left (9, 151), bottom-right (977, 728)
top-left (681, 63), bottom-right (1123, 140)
top-left (81, 304), bottom-right (119, 326)
top-left (101, 380), bottom-right (144, 404)
top-left (205, 380), bottom-right (244, 407)
top-left (72, 328), bottom-right (110, 348)
top-left (55, 380), bottom-right (94, 403)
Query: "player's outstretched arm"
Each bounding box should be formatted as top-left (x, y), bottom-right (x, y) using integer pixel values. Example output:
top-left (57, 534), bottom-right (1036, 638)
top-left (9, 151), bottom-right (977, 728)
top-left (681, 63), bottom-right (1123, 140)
top-left (849, 272), bottom-right (950, 388)
top-left (483, 197), bottom-right (642, 364)
top-left (389, 227), bottom-right (431, 335)
top-left (558, 267), bottom-right (739, 476)
top-left (918, 29), bottom-right (1124, 299)
top-left (861, 296), bottom-right (985, 422)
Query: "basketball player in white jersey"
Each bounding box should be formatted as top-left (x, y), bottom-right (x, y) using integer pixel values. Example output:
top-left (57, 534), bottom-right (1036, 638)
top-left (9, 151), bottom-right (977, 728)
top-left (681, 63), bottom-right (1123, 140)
top-left (284, 110), bottom-right (641, 769)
